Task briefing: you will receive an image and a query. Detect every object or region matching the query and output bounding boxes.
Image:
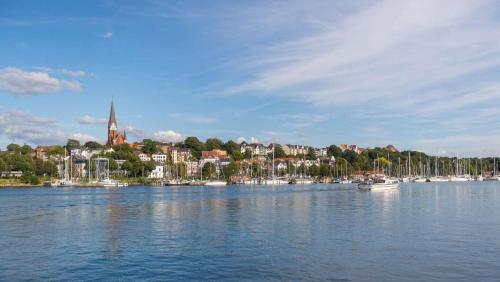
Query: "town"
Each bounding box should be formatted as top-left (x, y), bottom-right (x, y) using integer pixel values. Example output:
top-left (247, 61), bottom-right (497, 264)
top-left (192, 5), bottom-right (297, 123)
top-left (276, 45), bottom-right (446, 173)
top-left (1, 100), bottom-right (499, 187)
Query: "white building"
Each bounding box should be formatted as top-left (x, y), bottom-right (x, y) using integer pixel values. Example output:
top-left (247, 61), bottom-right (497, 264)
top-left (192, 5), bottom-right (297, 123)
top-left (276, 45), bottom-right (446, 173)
top-left (138, 153), bottom-right (151, 162)
top-left (152, 154), bottom-right (167, 164)
top-left (149, 165), bottom-right (164, 178)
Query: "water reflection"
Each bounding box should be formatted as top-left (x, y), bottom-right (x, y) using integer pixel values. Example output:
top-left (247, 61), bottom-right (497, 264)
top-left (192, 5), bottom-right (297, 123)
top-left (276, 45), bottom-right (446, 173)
top-left (2, 183), bottom-right (500, 280)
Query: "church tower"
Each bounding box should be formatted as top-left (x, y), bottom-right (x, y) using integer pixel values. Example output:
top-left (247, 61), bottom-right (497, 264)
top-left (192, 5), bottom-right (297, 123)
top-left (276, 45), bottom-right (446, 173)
top-left (107, 99), bottom-right (127, 146)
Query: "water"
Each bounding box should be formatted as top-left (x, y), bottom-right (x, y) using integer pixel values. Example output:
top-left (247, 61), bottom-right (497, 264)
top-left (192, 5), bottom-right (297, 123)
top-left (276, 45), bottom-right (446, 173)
top-left (0, 183), bottom-right (499, 281)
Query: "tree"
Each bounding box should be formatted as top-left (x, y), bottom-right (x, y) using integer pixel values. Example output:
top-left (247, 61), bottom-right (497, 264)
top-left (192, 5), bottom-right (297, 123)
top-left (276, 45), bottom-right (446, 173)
top-left (309, 164), bottom-right (320, 177)
top-left (0, 157), bottom-right (6, 172)
top-left (223, 140), bottom-right (239, 155)
top-left (273, 145), bottom-right (286, 159)
top-left (223, 162), bottom-right (240, 179)
top-left (319, 164), bottom-right (330, 177)
top-left (327, 145), bottom-right (342, 158)
top-left (47, 146), bottom-right (65, 156)
top-left (65, 139), bottom-right (81, 151)
top-left (205, 138), bottom-right (223, 151)
top-left (231, 151), bottom-right (244, 161)
top-left (342, 150), bottom-right (357, 164)
top-left (184, 137), bottom-right (205, 159)
top-left (142, 139), bottom-right (159, 154)
top-left (202, 162), bottom-right (216, 179)
top-left (20, 144), bottom-right (32, 155)
top-left (306, 148), bottom-right (317, 160)
top-left (84, 141), bottom-right (103, 150)
top-left (7, 144), bottom-right (21, 153)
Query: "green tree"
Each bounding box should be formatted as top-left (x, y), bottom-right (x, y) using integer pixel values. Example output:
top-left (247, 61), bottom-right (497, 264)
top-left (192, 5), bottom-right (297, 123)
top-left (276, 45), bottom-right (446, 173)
top-left (142, 139), bottom-right (159, 154)
top-left (0, 157), bottom-right (6, 172)
top-left (184, 137), bottom-right (205, 159)
top-left (327, 145), bottom-right (342, 158)
top-left (7, 144), bottom-right (21, 153)
top-left (231, 151), bottom-right (244, 161)
top-left (342, 150), bottom-right (357, 164)
top-left (205, 138), bottom-right (223, 151)
top-left (306, 148), bottom-right (317, 160)
top-left (20, 144), bottom-right (32, 155)
top-left (48, 146), bottom-right (65, 156)
top-left (273, 145), bottom-right (286, 159)
top-left (223, 140), bottom-right (239, 155)
top-left (223, 162), bottom-right (240, 179)
top-left (202, 162), bottom-right (216, 179)
top-left (65, 139), bottom-right (81, 151)
top-left (309, 164), bottom-right (320, 177)
top-left (84, 141), bottom-right (103, 150)
top-left (319, 164), bottom-right (330, 177)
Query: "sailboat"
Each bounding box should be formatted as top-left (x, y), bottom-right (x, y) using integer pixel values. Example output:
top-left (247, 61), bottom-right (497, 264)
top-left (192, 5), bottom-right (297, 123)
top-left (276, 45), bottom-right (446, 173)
top-left (52, 149), bottom-right (75, 187)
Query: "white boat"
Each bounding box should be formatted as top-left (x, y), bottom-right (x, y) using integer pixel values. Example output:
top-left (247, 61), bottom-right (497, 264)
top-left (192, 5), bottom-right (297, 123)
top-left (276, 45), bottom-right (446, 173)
top-left (358, 175), bottom-right (400, 191)
top-left (51, 179), bottom-right (75, 187)
top-left (412, 177), bottom-right (428, 183)
top-left (291, 178), bottom-right (314, 184)
top-left (428, 176), bottom-right (449, 182)
top-left (449, 175), bottom-right (471, 182)
top-left (399, 177), bottom-right (410, 183)
top-left (205, 180), bottom-right (227, 186)
top-left (97, 178), bottom-right (128, 187)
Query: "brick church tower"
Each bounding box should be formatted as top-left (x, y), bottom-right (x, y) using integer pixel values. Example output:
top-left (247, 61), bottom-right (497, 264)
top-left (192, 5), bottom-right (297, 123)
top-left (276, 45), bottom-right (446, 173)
top-left (107, 99), bottom-right (127, 146)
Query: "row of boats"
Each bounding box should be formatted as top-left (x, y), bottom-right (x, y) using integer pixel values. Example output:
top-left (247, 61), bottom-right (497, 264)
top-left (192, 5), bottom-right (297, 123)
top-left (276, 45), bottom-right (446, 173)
top-left (47, 178), bottom-right (128, 187)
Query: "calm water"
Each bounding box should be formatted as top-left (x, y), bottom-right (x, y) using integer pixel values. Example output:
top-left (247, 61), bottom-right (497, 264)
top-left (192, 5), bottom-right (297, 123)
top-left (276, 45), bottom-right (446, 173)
top-left (1, 183), bottom-right (500, 281)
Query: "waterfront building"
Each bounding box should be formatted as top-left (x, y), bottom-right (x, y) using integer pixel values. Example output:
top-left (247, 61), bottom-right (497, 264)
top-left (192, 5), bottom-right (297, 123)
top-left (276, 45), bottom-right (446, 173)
top-left (149, 165), bottom-right (165, 179)
top-left (107, 100), bottom-right (127, 146)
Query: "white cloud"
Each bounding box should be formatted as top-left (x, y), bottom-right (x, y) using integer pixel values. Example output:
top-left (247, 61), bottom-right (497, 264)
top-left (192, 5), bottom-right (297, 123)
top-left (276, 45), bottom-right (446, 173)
top-left (0, 67), bottom-right (82, 95)
top-left (78, 115), bottom-right (107, 125)
top-left (61, 69), bottom-right (86, 77)
top-left (0, 109), bottom-right (98, 145)
top-left (152, 130), bottom-right (183, 142)
top-left (98, 31), bottom-right (113, 39)
top-left (68, 133), bottom-right (99, 143)
top-left (124, 125), bottom-right (183, 142)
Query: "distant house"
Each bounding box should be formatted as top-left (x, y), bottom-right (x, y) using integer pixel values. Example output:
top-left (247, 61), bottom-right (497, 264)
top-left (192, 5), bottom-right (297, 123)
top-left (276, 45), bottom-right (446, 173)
top-left (201, 149), bottom-right (227, 159)
top-left (170, 148), bottom-right (192, 164)
top-left (386, 145), bottom-right (399, 153)
top-left (240, 143), bottom-right (268, 156)
top-left (152, 154), bottom-right (167, 164)
top-left (138, 153), bottom-right (151, 162)
top-left (339, 144), bottom-right (364, 154)
top-left (148, 165), bottom-right (164, 179)
top-left (0, 171), bottom-right (23, 178)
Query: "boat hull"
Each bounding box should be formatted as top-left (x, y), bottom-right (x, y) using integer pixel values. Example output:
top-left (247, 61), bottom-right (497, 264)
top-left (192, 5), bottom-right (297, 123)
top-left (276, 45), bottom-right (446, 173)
top-left (358, 183), bottom-right (400, 191)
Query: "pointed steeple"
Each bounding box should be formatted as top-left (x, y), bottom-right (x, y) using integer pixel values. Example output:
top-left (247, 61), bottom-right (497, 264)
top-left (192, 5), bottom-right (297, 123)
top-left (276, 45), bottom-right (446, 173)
top-left (108, 99), bottom-right (117, 130)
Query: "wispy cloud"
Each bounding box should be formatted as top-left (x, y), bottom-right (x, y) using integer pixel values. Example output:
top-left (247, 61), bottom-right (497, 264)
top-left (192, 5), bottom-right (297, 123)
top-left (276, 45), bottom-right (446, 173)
top-left (169, 113), bottom-right (217, 124)
top-left (0, 67), bottom-right (82, 96)
top-left (98, 31), bottom-right (113, 39)
top-left (78, 115), bottom-right (107, 125)
top-left (226, 0), bottom-right (500, 113)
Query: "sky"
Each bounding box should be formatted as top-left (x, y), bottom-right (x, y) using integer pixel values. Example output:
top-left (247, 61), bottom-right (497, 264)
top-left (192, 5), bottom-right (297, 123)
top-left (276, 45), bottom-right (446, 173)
top-left (1, 0), bottom-right (500, 156)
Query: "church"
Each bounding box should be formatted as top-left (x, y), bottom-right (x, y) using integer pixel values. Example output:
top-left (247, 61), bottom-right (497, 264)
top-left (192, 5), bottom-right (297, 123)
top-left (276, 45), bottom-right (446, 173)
top-left (107, 100), bottom-right (127, 146)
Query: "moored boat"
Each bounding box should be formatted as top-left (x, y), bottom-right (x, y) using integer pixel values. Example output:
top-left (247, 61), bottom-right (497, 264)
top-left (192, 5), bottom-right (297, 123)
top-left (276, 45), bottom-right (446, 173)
top-left (358, 174), bottom-right (400, 191)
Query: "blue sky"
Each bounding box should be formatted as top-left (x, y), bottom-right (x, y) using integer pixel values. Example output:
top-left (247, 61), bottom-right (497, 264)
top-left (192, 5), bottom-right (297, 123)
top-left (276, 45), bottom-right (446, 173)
top-left (1, 0), bottom-right (500, 156)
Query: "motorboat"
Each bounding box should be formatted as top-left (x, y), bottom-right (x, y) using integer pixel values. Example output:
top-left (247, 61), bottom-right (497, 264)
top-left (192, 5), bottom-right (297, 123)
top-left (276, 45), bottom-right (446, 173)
top-left (205, 180), bottom-right (228, 186)
top-left (358, 175), bottom-right (400, 191)
top-left (97, 178), bottom-right (128, 187)
top-left (51, 179), bottom-right (75, 187)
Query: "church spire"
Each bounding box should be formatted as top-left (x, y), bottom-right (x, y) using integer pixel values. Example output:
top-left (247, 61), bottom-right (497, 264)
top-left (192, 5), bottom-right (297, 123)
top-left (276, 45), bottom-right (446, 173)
top-left (108, 99), bottom-right (117, 130)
